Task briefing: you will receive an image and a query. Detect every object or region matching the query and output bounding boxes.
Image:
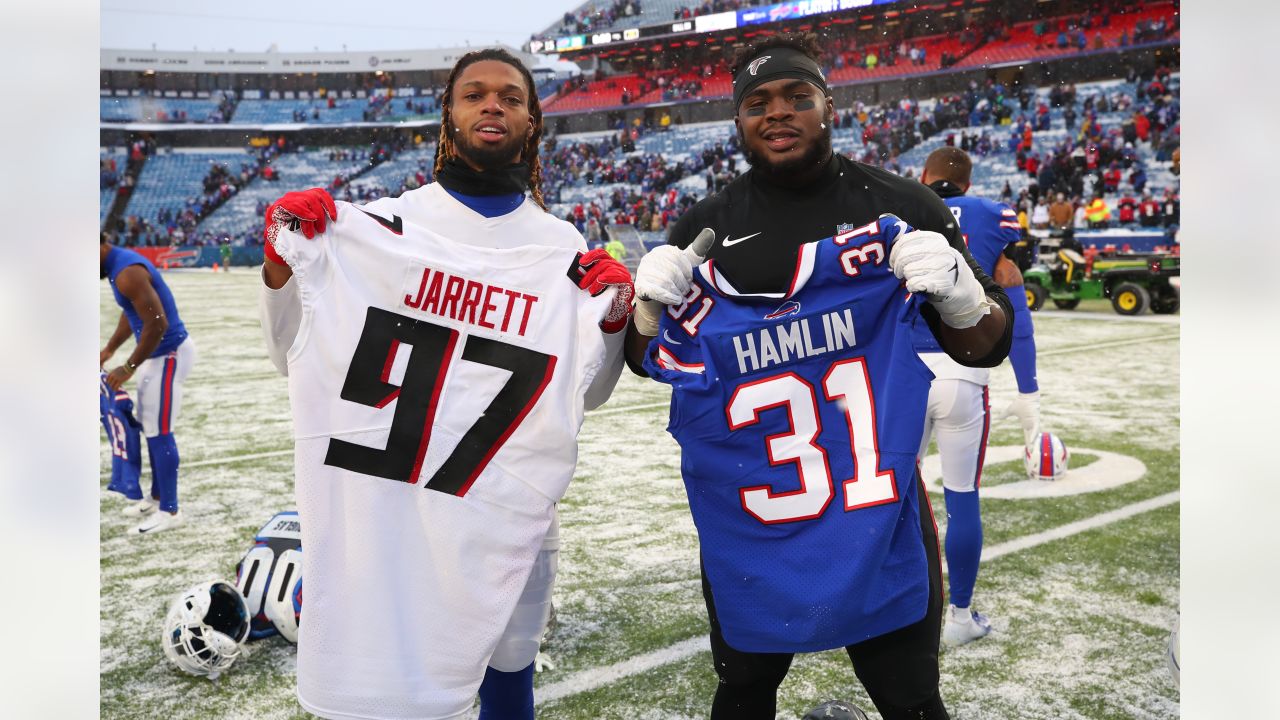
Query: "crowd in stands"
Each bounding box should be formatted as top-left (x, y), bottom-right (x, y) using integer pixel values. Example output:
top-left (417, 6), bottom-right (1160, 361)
top-left (556, 0), bottom-right (646, 36)
top-left (543, 0), bottom-right (1178, 114)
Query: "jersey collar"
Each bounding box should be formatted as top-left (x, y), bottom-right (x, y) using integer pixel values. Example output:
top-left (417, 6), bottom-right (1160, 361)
top-left (698, 241), bottom-right (817, 300)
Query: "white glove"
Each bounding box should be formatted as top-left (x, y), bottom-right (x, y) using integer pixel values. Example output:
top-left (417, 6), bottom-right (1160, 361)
top-left (534, 651), bottom-right (556, 672)
top-left (633, 228), bottom-right (715, 336)
top-left (1002, 390), bottom-right (1041, 447)
top-left (888, 228), bottom-right (993, 329)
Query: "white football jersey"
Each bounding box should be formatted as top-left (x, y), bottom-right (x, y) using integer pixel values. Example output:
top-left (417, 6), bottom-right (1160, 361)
top-left (272, 198), bottom-right (612, 720)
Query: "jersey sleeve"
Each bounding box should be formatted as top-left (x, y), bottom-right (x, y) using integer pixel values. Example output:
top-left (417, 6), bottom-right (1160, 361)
top-left (259, 271), bottom-right (302, 376)
top-left (583, 326), bottom-right (625, 411)
top-left (640, 311), bottom-right (708, 387)
top-left (994, 202), bottom-right (1024, 250)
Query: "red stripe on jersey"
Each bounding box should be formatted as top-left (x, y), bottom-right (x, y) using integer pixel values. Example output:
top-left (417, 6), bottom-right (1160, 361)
top-left (455, 355), bottom-right (557, 498)
top-left (973, 386), bottom-right (991, 489)
top-left (159, 354), bottom-right (177, 434)
top-left (408, 330), bottom-right (459, 485)
top-left (375, 339), bottom-right (401, 408)
top-left (656, 345), bottom-right (704, 374)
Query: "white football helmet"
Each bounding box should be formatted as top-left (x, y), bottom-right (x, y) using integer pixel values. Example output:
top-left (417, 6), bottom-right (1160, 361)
top-left (162, 580), bottom-right (251, 679)
top-left (263, 548), bottom-right (303, 643)
top-left (1025, 431), bottom-right (1069, 480)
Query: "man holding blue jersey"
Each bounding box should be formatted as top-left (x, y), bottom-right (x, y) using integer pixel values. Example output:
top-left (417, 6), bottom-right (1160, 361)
top-left (101, 239), bottom-right (195, 534)
top-left (624, 33), bottom-right (1012, 720)
top-left (915, 146), bottom-right (1040, 647)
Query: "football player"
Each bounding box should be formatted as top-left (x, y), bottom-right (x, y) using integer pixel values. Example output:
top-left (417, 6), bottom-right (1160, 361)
top-left (101, 238), bottom-right (195, 534)
top-left (624, 33), bottom-right (1012, 720)
top-left (914, 146), bottom-right (1040, 646)
top-left (258, 49), bottom-right (630, 720)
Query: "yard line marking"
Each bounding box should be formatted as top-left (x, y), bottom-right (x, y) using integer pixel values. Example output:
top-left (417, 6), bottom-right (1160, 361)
top-left (99, 449), bottom-right (292, 478)
top-left (99, 402), bottom-right (674, 477)
top-left (586, 401), bottom-right (670, 417)
top-left (1039, 333), bottom-right (1179, 357)
top-left (534, 491), bottom-right (1180, 706)
top-left (535, 636), bottom-right (710, 706)
top-left (980, 490), bottom-right (1180, 563)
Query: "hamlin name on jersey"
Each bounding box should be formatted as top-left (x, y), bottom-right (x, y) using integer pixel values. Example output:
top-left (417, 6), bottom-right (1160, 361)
top-left (645, 216), bottom-right (937, 654)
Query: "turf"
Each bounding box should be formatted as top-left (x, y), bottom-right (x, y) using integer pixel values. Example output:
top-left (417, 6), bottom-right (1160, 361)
top-left (101, 269), bottom-right (1179, 719)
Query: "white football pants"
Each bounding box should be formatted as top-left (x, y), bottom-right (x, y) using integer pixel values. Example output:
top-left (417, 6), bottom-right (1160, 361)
top-left (917, 378), bottom-right (990, 492)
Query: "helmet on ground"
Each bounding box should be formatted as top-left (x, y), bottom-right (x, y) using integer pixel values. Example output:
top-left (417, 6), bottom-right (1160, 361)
top-left (161, 580), bottom-right (251, 679)
top-left (1026, 431), bottom-right (1069, 480)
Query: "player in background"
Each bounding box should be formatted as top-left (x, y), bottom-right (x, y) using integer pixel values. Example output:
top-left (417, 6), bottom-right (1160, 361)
top-left (101, 238), bottom-right (195, 534)
top-left (219, 241), bottom-right (232, 272)
top-left (914, 146), bottom-right (1040, 647)
top-left (624, 34), bottom-right (1011, 720)
top-left (258, 48), bottom-right (631, 720)
top-left (100, 370), bottom-right (143, 501)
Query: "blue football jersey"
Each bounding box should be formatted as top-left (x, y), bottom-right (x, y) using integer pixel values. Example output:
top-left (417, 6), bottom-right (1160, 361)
top-left (103, 246), bottom-right (189, 357)
top-left (913, 195), bottom-right (1021, 353)
top-left (100, 372), bottom-right (142, 498)
top-left (644, 216), bottom-right (936, 653)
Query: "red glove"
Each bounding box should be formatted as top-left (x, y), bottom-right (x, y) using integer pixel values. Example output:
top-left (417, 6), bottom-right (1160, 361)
top-left (573, 249), bottom-right (635, 334)
top-left (263, 188), bottom-right (338, 265)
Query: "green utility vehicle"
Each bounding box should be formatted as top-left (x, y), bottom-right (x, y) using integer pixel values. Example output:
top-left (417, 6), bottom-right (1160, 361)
top-left (1023, 247), bottom-right (1180, 315)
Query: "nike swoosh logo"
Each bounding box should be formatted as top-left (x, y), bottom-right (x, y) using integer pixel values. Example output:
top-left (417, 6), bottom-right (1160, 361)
top-left (662, 329), bottom-right (683, 345)
top-left (721, 232), bottom-right (761, 247)
top-left (359, 208), bottom-right (403, 235)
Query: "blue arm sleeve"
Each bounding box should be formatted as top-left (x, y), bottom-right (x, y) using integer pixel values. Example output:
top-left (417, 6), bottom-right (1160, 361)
top-left (1005, 284), bottom-right (1039, 393)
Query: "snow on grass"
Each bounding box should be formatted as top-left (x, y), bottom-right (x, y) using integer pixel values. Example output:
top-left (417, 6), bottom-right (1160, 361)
top-left (101, 271), bottom-right (1178, 719)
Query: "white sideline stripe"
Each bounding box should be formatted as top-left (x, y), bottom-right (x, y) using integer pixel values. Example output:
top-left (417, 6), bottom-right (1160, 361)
top-left (99, 406), bottom-right (672, 477)
top-left (981, 490), bottom-right (1180, 563)
top-left (1039, 333), bottom-right (1179, 357)
top-left (535, 636), bottom-right (710, 706)
top-left (586, 401), bottom-right (670, 417)
top-left (535, 491), bottom-right (1180, 706)
top-left (99, 449), bottom-right (292, 478)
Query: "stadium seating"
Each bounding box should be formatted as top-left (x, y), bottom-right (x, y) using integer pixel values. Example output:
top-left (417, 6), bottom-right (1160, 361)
top-left (537, 0), bottom-right (701, 37)
top-left (122, 150), bottom-right (254, 227)
top-left (540, 3), bottom-right (1179, 114)
top-left (954, 5), bottom-right (1180, 69)
top-left (110, 71), bottom-right (1176, 245)
top-left (101, 96), bottom-right (227, 124)
top-left (231, 99), bottom-right (376, 124)
top-left (197, 149), bottom-right (373, 236)
top-left (100, 147), bottom-right (126, 224)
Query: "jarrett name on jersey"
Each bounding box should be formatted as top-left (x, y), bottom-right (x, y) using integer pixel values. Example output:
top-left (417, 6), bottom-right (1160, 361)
top-left (644, 215), bottom-right (935, 653)
top-left (269, 197), bottom-right (615, 720)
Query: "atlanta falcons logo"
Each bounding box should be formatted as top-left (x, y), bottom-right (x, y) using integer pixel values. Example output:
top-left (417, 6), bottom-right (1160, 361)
top-left (764, 300), bottom-right (801, 320)
top-left (748, 56), bottom-right (772, 76)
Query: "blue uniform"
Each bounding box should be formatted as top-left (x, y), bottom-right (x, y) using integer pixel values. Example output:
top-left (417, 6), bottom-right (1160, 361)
top-left (100, 372), bottom-right (143, 500)
top-left (103, 247), bottom-right (188, 356)
top-left (644, 216), bottom-right (935, 653)
top-left (912, 196), bottom-right (1020, 354)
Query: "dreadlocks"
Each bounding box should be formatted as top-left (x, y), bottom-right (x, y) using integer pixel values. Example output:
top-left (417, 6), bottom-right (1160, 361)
top-left (434, 48), bottom-right (548, 210)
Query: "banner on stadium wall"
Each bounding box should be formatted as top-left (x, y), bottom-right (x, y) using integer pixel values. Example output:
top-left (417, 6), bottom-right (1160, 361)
top-left (132, 245), bottom-right (266, 269)
top-left (102, 46), bottom-right (533, 74)
top-left (532, 0), bottom-right (897, 54)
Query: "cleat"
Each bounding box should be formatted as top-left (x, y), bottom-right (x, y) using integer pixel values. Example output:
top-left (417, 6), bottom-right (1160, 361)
top-left (121, 497), bottom-right (159, 517)
top-left (132, 510), bottom-right (183, 535)
top-left (942, 604), bottom-right (992, 647)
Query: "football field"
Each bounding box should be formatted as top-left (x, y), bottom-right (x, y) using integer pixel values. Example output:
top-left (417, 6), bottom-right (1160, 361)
top-left (100, 269), bottom-right (1180, 719)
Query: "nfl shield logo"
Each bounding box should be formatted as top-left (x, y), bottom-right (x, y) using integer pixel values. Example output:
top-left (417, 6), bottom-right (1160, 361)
top-left (836, 223), bottom-right (854, 234)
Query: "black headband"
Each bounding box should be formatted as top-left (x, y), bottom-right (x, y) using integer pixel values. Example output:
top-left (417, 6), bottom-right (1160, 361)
top-left (732, 46), bottom-right (829, 112)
